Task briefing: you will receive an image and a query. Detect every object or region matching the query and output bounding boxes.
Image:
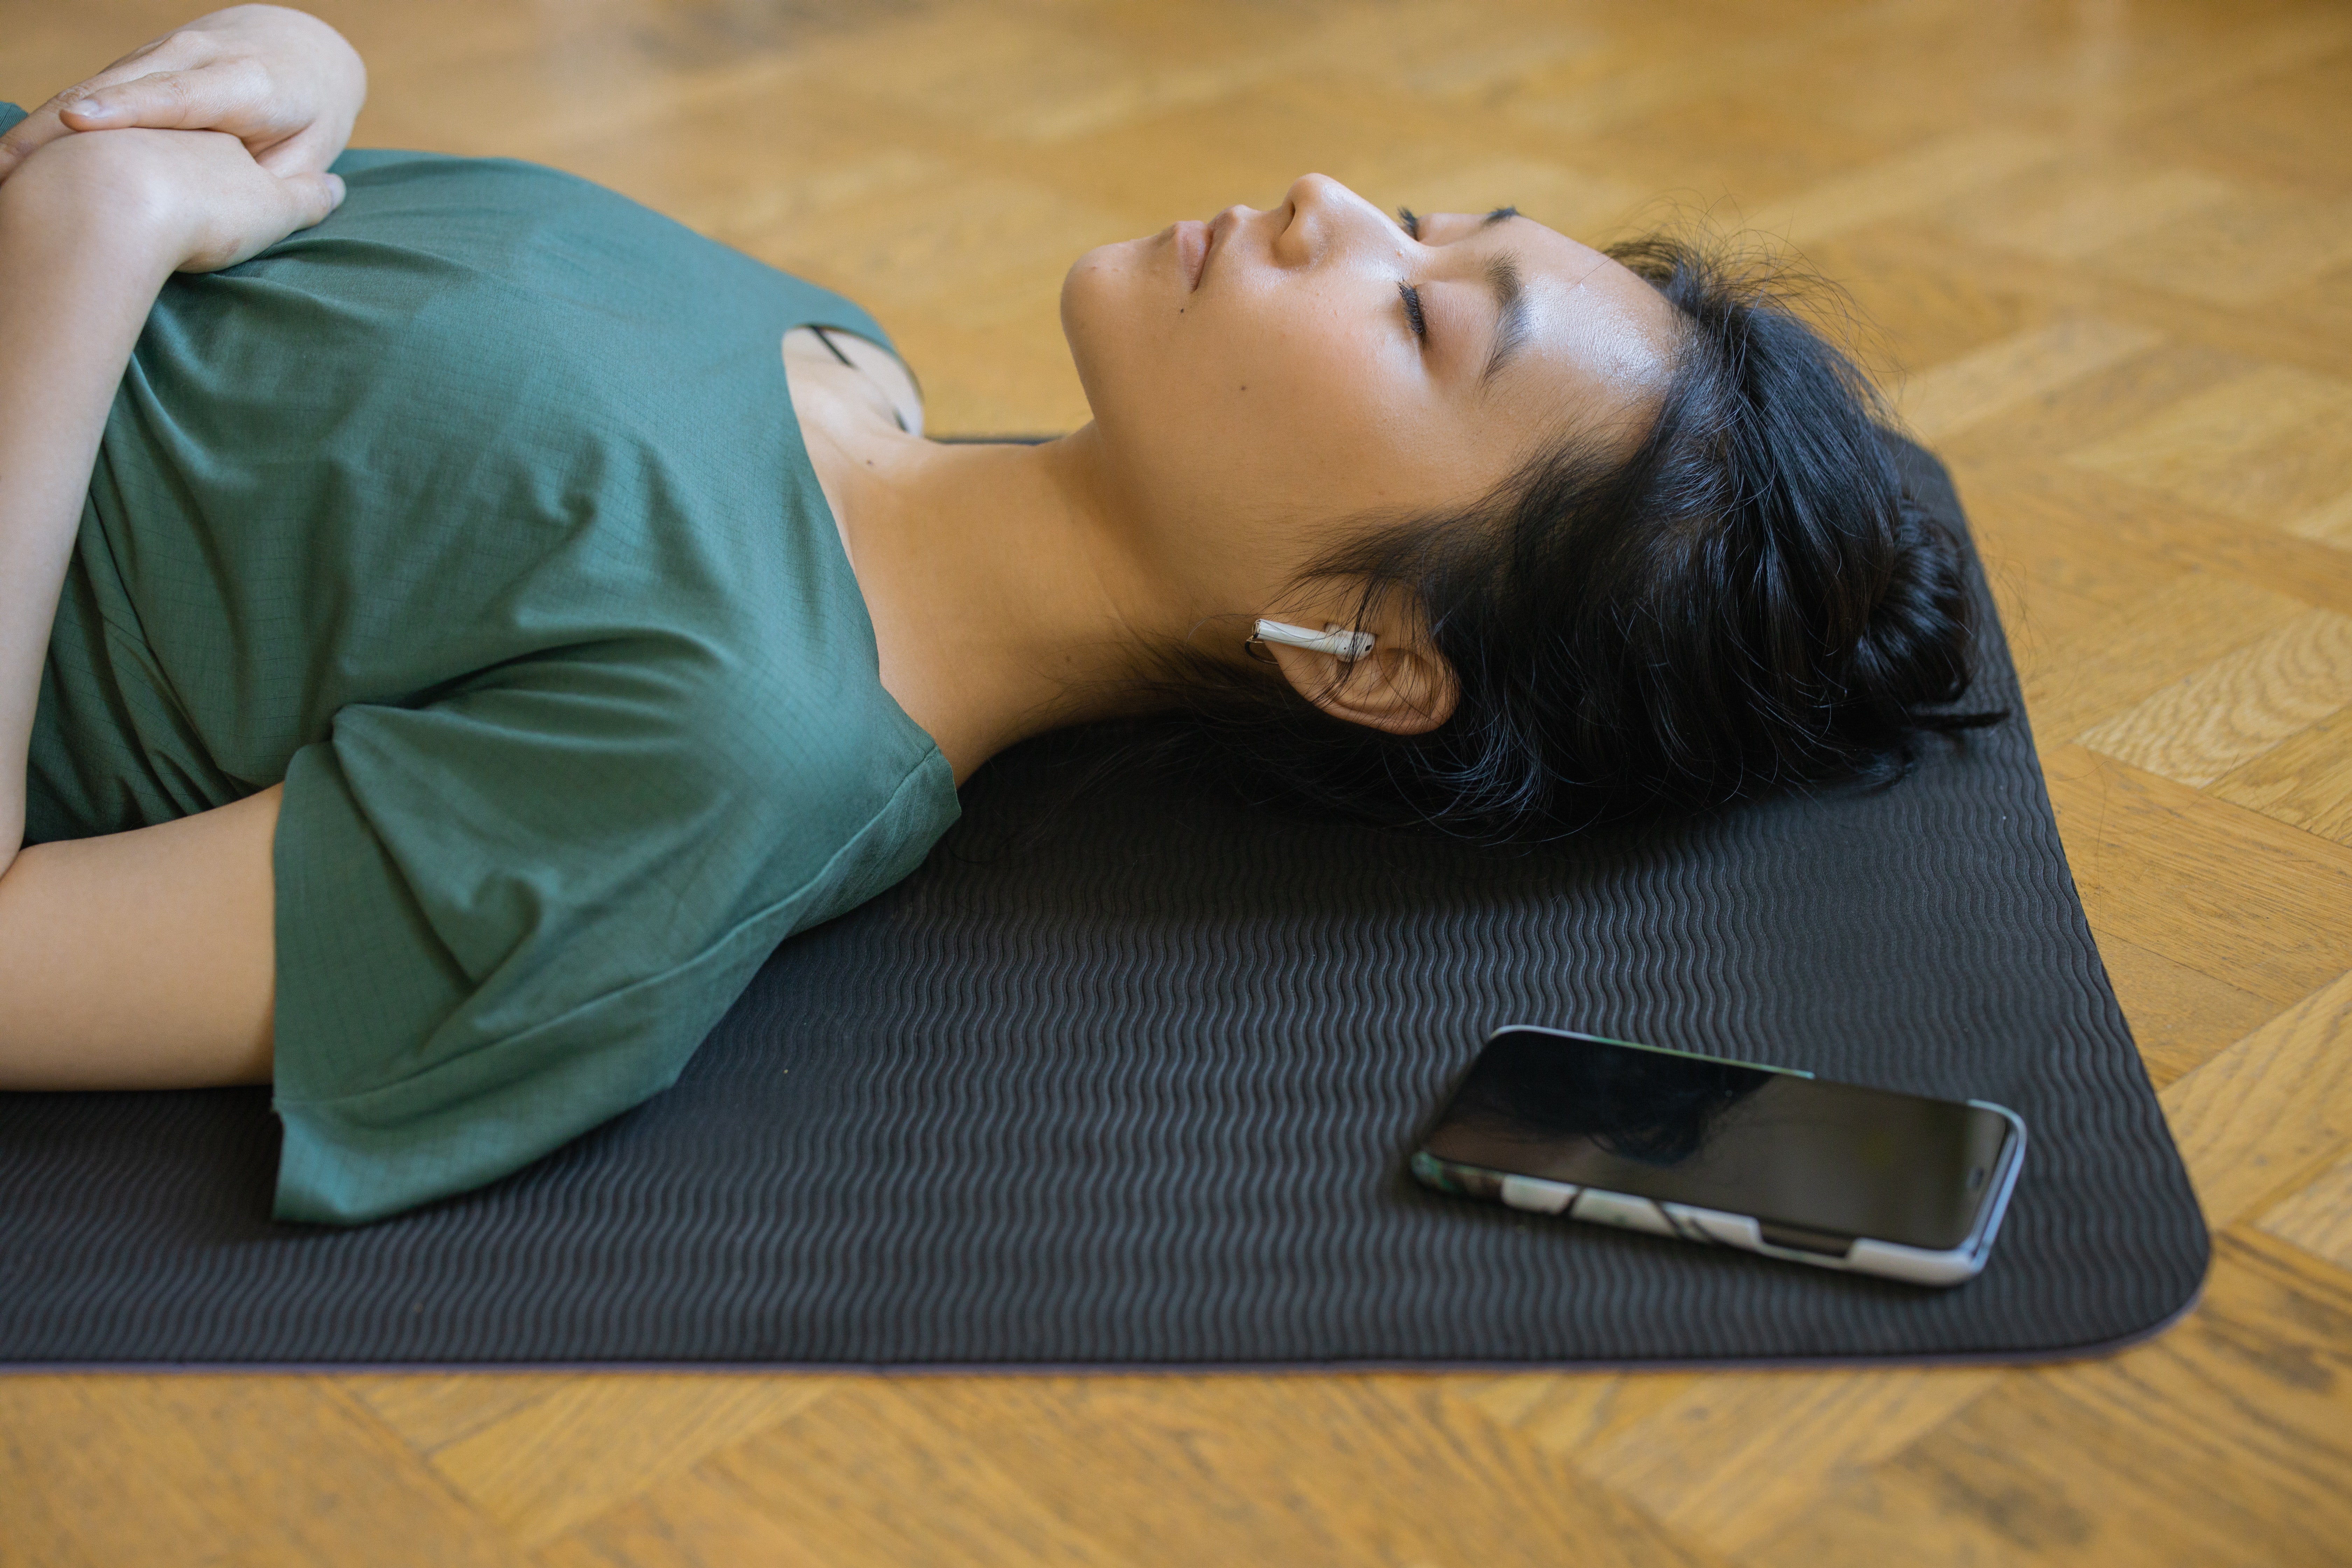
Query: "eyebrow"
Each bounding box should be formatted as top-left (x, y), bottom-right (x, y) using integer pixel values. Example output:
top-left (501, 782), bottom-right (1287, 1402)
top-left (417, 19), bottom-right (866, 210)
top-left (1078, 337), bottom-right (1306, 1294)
top-left (1481, 252), bottom-right (1530, 386)
top-left (1482, 205), bottom-right (1521, 227)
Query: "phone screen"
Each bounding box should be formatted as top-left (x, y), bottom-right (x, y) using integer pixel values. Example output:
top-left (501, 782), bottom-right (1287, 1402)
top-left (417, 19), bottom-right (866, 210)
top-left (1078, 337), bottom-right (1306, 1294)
top-left (1421, 1029), bottom-right (2015, 1251)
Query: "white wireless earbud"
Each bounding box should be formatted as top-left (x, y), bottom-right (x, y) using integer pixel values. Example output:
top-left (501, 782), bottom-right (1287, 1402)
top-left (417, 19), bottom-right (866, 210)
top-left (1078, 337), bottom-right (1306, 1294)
top-left (1247, 619), bottom-right (1376, 662)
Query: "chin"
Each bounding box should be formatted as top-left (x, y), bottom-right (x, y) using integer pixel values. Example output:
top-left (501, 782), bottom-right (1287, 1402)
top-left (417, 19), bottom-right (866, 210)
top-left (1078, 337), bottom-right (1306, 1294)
top-left (1059, 237), bottom-right (1160, 426)
top-left (1060, 235), bottom-right (1150, 326)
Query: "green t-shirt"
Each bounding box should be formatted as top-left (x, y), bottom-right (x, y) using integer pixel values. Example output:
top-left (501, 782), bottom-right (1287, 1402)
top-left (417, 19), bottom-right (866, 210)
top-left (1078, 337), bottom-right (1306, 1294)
top-left (9, 105), bottom-right (961, 1224)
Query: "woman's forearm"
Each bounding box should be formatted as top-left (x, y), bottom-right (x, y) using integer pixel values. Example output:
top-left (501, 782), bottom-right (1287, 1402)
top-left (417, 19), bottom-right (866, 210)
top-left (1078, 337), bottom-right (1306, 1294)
top-left (0, 143), bottom-right (181, 872)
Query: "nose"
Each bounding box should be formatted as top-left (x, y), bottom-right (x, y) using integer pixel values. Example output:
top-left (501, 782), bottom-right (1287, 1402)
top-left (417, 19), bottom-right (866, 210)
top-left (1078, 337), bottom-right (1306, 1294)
top-left (1285, 172), bottom-right (1350, 211)
top-left (1275, 173), bottom-right (1391, 265)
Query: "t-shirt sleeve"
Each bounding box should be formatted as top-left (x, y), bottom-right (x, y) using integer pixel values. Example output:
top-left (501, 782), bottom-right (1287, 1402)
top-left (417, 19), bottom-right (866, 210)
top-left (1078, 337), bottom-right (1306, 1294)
top-left (0, 103), bottom-right (27, 137)
top-left (269, 656), bottom-right (952, 1224)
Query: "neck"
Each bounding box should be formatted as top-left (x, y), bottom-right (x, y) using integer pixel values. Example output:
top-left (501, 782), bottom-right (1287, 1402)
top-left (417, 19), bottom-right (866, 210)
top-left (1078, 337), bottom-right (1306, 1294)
top-left (820, 425), bottom-right (1188, 782)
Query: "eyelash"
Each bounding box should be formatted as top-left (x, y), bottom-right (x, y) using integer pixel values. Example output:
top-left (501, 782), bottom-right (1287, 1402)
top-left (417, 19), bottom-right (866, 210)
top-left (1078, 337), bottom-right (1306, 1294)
top-left (1393, 204), bottom-right (1519, 347)
top-left (1394, 209), bottom-right (1428, 342)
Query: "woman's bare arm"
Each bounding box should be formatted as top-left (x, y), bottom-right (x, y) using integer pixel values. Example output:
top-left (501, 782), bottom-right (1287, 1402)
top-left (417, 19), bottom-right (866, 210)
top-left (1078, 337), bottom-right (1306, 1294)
top-left (0, 788), bottom-right (279, 1087)
top-left (0, 135), bottom-right (184, 875)
top-left (1, 9), bottom-right (362, 874)
top-left (0, 122), bottom-right (344, 1087)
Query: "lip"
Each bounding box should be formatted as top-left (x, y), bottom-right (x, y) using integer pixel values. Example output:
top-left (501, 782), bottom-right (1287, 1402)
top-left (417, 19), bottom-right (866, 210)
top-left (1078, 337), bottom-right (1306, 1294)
top-left (1172, 219), bottom-right (1210, 291)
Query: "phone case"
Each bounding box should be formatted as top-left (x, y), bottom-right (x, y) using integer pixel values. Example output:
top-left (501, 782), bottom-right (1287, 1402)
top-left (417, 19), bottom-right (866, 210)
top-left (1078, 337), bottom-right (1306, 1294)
top-left (1411, 1034), bottom-right (2029, 1288)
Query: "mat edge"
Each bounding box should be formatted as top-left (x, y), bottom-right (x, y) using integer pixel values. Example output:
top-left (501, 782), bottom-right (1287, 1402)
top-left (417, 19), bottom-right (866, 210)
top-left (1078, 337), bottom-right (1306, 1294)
top-left (0, 1281), bottom-right (2204, 1378)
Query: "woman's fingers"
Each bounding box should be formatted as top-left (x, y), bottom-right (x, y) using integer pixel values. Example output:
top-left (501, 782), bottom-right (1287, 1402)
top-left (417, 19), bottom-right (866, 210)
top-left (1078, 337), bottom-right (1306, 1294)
top-left (59, 59), bottom-right (281, 135)
top-left (0, 63), bottom-right (315, 187)
top-left (177, 163), bottom-right (348, 275)
top-left (0, 100), bottom-right (87, 182)
top-left (0, 38), bottom-right (182, 182)
top-left (0, 8), bottom-right (365, 186)
top-left (252, 119), bottom-right (344, 178)
top-left (26, 121), bottom-right (352, 276)
top-left (281, 168), bottom-right (348, 232)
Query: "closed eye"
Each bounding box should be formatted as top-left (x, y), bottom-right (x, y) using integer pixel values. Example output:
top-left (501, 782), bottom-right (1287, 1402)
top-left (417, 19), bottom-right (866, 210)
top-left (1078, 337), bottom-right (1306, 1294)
top-left (1397, 281), bottom-right (1427, 341)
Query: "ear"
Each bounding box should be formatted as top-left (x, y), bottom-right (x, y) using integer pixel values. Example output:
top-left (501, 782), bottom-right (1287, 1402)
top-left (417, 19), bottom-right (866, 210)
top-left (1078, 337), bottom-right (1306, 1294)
top-left (1262, 623), bottom-right (1460, 736)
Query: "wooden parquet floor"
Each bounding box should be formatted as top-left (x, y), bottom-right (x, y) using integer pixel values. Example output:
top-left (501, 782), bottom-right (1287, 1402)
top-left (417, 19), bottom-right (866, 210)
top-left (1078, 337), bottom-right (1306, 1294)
top-left (5, 1), bottom-right (2351, 1563)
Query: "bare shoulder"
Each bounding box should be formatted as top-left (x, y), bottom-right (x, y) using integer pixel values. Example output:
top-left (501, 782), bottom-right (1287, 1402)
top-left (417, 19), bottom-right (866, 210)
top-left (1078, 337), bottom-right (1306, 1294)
top-left (782, 325), bottom-right (925, 438)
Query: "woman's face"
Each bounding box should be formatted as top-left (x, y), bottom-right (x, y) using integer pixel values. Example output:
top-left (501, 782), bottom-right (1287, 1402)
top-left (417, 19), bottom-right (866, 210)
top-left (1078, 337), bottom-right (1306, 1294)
top-left (1062, 173), bottom-right (1680, 625)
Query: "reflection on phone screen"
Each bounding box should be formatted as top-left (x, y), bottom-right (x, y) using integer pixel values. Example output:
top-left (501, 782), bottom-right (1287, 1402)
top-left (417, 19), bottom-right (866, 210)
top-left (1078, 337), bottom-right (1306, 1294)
top-left (1422, 1031), bottom-right (2011, 1250)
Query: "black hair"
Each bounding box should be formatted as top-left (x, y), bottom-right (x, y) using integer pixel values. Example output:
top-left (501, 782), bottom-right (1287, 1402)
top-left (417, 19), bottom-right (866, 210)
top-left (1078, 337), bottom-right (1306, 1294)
top-left (1147, 231), bottom-right (2003, 839)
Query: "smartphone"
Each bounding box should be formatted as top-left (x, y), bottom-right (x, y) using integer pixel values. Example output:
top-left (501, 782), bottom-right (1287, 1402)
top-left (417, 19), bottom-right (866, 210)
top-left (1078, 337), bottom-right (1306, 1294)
top-left (1411, 1025), bottom-right (2026, 1287)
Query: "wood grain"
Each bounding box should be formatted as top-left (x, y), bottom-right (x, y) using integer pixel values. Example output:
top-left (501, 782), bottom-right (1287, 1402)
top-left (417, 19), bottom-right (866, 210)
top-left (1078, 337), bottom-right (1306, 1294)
top-left (2090, 930), bottom-right (2279, 1088)
top-left (2162, 965), bottom-right (2352, 1227)
top-left (418, 1377), bottom-right (834, 1548)
top-left (1745, 1231), bottom-right (2352, 1568)
top-left (2078, 609), bottom-right (2352, 787)
top-left (0, 1376), bottom-right (516, 1568)
top-left (6, 0), bottom-right (2352, 1563)
top-left (2017, 574), bottom-right (2310, 745)
top-left (1558, 1367), bottom-right (2002, 1558)
top-left (2043, 744), bottom-right (2352, 1005)
top-left (2260, 1147), bottom-right (2352, 1271)
top-left (2070, 363), bottom-right (2352, 527)
top-left (554, 1377), bottom-right (1731, 1568)
top-left (1896, 317), bottom-right (2161, 442)
top-left (1941, 161), bottom-right (2238, 265)
top-left (2290, 488), bottom-right (2352, 550)
top-left (2212, 704), bottom-right (2352, 845)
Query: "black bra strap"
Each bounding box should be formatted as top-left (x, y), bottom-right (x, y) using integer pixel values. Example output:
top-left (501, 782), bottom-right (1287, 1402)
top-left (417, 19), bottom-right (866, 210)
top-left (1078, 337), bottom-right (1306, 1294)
top-left (805, 325), bottom-right (910, 432)
top-left (809, 325), bottom-right (858, 368)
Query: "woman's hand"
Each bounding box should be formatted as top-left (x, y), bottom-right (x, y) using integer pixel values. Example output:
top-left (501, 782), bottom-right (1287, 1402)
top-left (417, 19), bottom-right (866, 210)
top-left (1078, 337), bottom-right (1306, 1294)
top-left (0, 5), bottom-right (365, 186)
top-left (10, 122), bottom-right (346, 275)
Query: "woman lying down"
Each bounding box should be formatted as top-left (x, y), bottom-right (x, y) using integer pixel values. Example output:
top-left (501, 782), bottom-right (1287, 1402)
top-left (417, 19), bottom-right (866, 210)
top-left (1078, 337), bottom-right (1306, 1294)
top-left (0, 7), bottom-right (1996, 1223)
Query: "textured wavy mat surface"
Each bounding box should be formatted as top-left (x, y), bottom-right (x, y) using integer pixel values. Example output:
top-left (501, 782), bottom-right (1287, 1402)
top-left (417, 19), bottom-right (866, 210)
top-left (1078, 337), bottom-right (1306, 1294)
top-left (0, 444), bottom-right (2206, 1367)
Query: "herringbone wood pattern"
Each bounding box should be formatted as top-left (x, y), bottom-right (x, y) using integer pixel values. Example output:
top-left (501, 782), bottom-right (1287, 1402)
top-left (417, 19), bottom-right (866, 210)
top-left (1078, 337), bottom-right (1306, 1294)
top-left (5, 2), bottom-right (2350, 1563)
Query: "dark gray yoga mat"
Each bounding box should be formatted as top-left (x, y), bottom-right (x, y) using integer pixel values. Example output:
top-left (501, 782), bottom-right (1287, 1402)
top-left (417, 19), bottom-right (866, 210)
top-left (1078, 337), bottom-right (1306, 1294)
top-left (0, 441), bottom-right (2206, 1368)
